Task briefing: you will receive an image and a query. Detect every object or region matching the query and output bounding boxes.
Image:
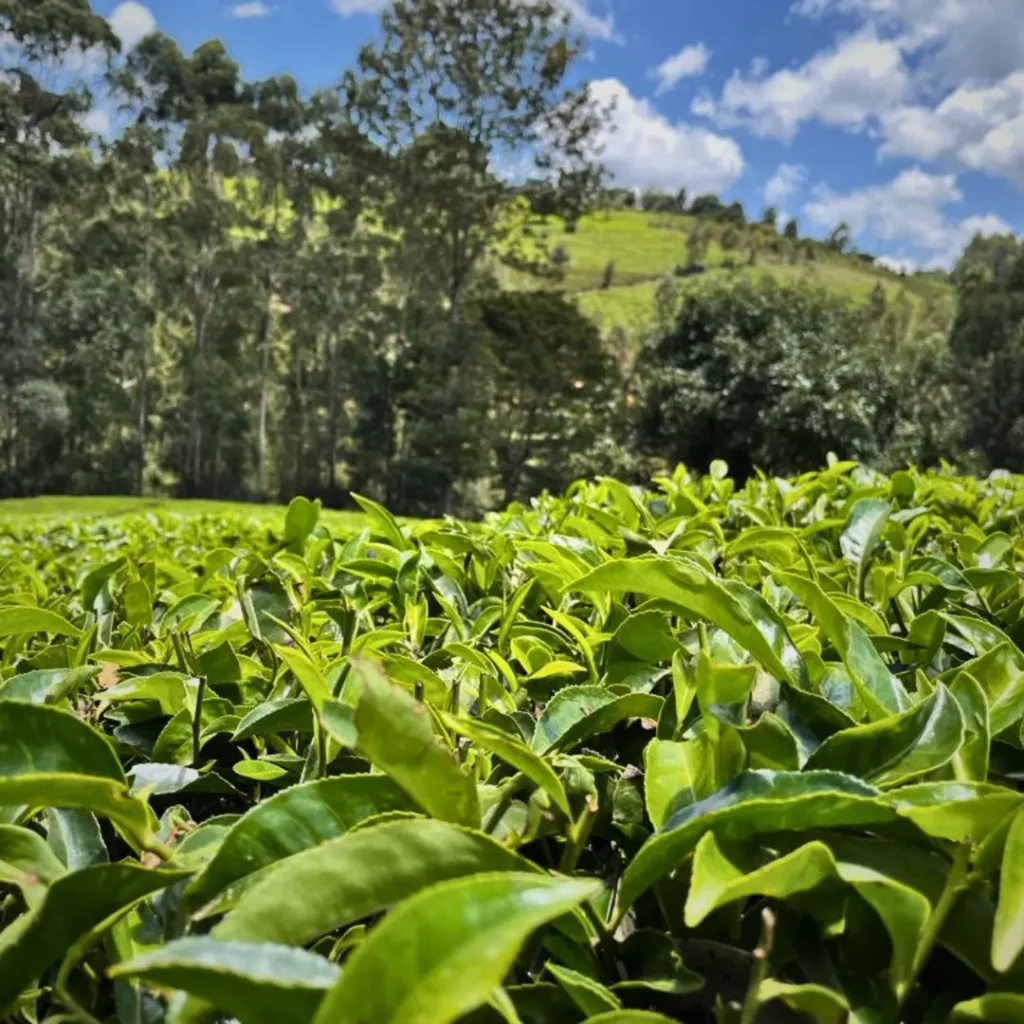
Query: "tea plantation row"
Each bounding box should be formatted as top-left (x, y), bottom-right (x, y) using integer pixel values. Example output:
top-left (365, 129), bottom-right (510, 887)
top-left (2, 464), bottom-right (1024, 1023)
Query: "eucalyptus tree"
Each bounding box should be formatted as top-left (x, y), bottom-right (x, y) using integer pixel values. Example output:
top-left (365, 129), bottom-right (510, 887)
top-left (0, 0), bottom-right (117, 493)
top-left (342, 0), bottom-right (608, 512)
top-left (119, 34), bottom-right (261, 495)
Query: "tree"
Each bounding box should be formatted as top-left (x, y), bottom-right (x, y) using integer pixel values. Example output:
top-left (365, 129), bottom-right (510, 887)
top-left (689, 193), bottom-right (723, 218)
top-left (783, 217), bottom-right (799, 239)
top-left (634, 279), bottom-right (913, 477)
top-left (119, 34), bottom-right (261, 496)
top-left (827, 220), bottom-right (852, 254)
top-left (476, 291), bottom-right (621, 502)
top-left (721, 201), bottom-right (746, 226)
top-left (950, 246), bottom-right (1024, 469)
top-left (342, 0), bottom-right (606, 513)
top-left (761, 205), bottom-right (779, 229)
top-left (0, 0), bottom-right (118, 494)
top-left (686, 230), bottom-right (709, 269)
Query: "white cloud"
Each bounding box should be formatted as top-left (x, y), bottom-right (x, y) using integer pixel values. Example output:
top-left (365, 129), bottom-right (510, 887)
top-left (556, 0), bottom-right (619, 41)
top-left (792, 0), bottom-right (1024, 89)
top-left (82, 108), bottom-right (111, 136)
top-left (590, 78), bottom-right (744, 194)
top-left (881, 73), bottom-right (1024, 187)
top-left (330, 0), bottom-right (620, 41)
top-left (764, 163), bottom-right (807, 206)
top-left (651, 44), bottom-right (711, 96)
top-left (109, 2), bottom-right (156, 50)
top-left (231, 2), bottom-right (274, 17)
top-left (876, 255), bottom-right (919, 274)
top-left (692, 30), bottom-right (910, 140)
top-left (330, 0), bottom-right (387, 12)
top-left (803, 168), bottom-right (1012, 267)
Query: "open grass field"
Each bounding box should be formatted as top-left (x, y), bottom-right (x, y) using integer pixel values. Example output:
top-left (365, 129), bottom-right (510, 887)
top-left (521, 210), bottom-right (955, 341)
top-left (0, 495), bottom-right (368, 532)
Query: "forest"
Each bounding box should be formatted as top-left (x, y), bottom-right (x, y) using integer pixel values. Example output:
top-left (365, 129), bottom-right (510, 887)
top-left (2, 0), bottom-right (1024, 517)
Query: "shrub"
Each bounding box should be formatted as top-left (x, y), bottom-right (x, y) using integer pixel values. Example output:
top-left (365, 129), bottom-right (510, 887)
top-left (633, 278), bottom-right (921, 477)
top-left (2, 467), bottom-right (1024, 1024)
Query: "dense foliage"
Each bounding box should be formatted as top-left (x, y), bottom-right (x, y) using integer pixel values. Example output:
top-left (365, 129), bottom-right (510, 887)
top-left (4, 463), bottom-right (1024, 1022)
top-left (633, 278), bottom-right (965, 479)
top-left (4, 0), bottom-right (1022, 518)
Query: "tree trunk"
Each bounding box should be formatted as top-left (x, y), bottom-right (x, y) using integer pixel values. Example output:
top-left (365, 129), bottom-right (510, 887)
top-left (326, 332), bottom-right (339, 493)
top-left (256, 271), bottom-right (274, 498)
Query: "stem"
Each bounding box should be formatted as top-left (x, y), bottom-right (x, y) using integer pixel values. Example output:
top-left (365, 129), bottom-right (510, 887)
top-left (191, 677), bottom-right (207, 768)
top-left (739, 907), bottom-right (776, 1024)
top-left (483, 773), bottom-right (523, 835)
top-left (900, 841), bottom-right (972, 1006)
top-left (559, 795), bottom-right (598, 875)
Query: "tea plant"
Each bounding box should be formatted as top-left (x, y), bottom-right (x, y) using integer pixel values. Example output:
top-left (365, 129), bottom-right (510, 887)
top-left (3, 464), bottom-right (1024, 1024)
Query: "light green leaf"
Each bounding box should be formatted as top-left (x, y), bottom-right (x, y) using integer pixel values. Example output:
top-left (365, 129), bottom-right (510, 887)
top-left (804, 684), bottom-right (964, 786)
top-left (775, 570), bottom-right (910, 719)
top-left (232, 760), bottom-right (289, 782)
top-left (950, 672), bottom-right (990, 782)
top-left (185, 775), bottom-right (413, 911)
top-left (273, 645), bottom-right (331, 711)
top-left (531, 686), bottom-right (662, 754)
top-left (950, 994), bottom-right (1024, 1022)
top-left (351, 493), bottom-right (409, 550)
top-left (546, 963), bottom-right (620, 1017)
top-left (0, 666), bottom-right (99, 705)
top-left (312, 872), bottom-right (600, 1024)
top-left (215, 818), bottom-right (544, 946)
top-left (342, 660), bottom-right (479, 827)
top-left (0, 606), bottom-right (81, 638)
top-left (111, 937), bottom-right (338, 1024)
top-left (0, 825), bottom-right (66, 909)
top-left (993, 808), bottom-right (1024, 972)
top-left (840, 499), bottom-right (890, 599)
top-left (442, 714), bottom-right (570, 816)
top-left (569, 557), bottom-right (806, 688)
top-left (643, 738), bottom-right (710, 829)
top-left (284, 496), bottom-right (320, 550)
top-left (0, 864), bottom-right (188, 1016)
top-left (758, 980), bottom-right (850, 1024)
top-left (617, 770), bottom-right (894, 918)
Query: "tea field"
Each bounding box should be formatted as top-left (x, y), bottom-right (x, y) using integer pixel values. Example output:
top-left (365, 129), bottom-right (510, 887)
top-left (3, 464), bottom-right (1024, 1024)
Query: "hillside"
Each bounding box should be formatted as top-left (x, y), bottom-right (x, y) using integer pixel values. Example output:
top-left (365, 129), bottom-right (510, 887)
top-left (518, 210), bottom-right (956, 343)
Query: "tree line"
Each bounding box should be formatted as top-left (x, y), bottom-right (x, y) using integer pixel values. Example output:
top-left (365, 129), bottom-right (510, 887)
top-left (2, 0), bottom-right (1022, 517)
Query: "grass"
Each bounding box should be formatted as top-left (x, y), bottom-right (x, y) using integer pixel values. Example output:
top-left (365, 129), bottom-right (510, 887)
top-left (0, 495), bottom-right (367, 532)
top-left (511, 210), bottom-right (955, 341)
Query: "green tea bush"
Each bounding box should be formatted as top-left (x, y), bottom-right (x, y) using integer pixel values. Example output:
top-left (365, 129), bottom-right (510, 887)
top-left (2, 462), bottom-right (1024, 1023)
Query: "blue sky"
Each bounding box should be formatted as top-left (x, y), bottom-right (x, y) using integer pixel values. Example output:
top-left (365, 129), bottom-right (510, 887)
top-left (97, 0), bottom-right (1024, 270)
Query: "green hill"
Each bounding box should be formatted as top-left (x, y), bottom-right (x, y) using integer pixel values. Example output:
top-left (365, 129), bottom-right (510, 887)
top-left (515, 210), bottom-right (956, 344)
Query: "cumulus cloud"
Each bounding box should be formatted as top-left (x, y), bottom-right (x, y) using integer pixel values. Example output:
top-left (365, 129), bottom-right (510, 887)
top-left (651, 44), bottom-right (711, 96)
top-left (876, 254), bottom-right (919, 274)
top-left (330, 0), bottom-right (620, 41)
top-left (109, 2), bottom-right (156, 50)
top-left (557, 0), bottom-right (619, 41)
top-left (804, 168), bottom-right (1012, 267)
top-left (764, 163), bottom-right (807, 206)
top-left (792, 0), bottom-right (1024, 89)
top-left (881, 73), bottom-right (1024, 187)
top-left (231, 2), bottom-right (274, 17)
top-left (590, 78), bottom-right (744, 194)
top-left (692, 30), bottom-right (910, 139)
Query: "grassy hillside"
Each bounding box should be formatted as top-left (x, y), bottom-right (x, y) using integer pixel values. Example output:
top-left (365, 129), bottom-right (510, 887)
top-left (523, 210), bottom-right (955, 341)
